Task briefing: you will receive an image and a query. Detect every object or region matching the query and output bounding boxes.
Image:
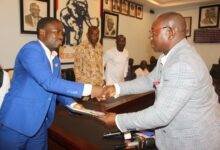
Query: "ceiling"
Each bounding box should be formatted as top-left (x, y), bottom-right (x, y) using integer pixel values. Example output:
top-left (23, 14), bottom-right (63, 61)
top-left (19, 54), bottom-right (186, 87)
top-left (135, 0), bottom-right (220, 9)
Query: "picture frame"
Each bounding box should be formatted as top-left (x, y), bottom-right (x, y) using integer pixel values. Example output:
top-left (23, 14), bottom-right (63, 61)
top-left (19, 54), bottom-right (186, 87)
top-left (198, 5), bottom-right (219, 28)
top-left (136, 4), bottom-right (143, 19)
top-left (184, 17), bottom-right (192, 37)
top-left (103, 0), bottom-right (112, 12)
top-left (112, 0), bottom-right (121, 13)
top-left (20, 0), bottom-right (50, 34)
top-left (120, 0), bottom-right (129, 15)
top-left (129, 2), bottom-right (136, 17)
top-left (103, 12), bottom-right (118, 38)
top-left (59, 46), bottom-right (75, 65)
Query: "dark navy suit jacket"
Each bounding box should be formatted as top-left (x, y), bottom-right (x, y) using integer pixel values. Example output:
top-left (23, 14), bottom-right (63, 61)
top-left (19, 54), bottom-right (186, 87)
top-left (0, 41), bottom-right (84, 136)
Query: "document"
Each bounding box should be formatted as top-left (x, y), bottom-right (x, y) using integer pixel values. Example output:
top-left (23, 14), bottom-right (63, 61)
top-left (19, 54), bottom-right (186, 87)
top-left (66, 105), bottom-right (105, 117)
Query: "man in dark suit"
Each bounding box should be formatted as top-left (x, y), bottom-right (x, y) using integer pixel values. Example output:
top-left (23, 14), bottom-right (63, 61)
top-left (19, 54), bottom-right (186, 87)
top-left (0, 17), bottom-right (103, 150)
top-left (25, 3), bottom-right (42, 27)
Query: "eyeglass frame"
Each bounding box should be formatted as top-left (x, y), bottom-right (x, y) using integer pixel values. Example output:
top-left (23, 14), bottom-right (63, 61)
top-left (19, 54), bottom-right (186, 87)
top-left (149, 26), bottom-right (172, 39)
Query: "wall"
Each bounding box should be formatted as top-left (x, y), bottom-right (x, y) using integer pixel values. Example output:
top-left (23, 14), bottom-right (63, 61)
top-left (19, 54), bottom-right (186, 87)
top-left (153, 4), bottom-right (220, 70)
top-left (0, 1), bottom-right (219, 69)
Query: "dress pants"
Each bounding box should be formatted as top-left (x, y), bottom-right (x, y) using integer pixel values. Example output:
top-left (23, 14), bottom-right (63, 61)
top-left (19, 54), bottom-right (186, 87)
top-left (0, 120), bottom-right (48, 150)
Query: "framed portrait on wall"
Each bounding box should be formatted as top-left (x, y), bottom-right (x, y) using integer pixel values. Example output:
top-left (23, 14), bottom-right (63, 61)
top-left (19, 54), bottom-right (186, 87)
top-left (129, 2), bottom-right (136, 17)
top-left (184, 17), bottom-right (192, 37)
top-left (103, 12), bottom-right (118, 38)
top-left (121, 0), bottom-right (129, 15)
top-left (198, 5), bottom-right (219, 28)
top-left (136, 4), bottom-right (143, 19)
top-left (103, 0), bottom-right (112, 12)
top-left (112, 0), bottom-right (121, 13)
top-left (20, 0), bottom-right (50, 34)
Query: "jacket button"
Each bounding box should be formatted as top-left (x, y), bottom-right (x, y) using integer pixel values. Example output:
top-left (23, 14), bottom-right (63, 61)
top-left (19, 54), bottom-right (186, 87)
top-left (163, 130), bottom-right (166, 133)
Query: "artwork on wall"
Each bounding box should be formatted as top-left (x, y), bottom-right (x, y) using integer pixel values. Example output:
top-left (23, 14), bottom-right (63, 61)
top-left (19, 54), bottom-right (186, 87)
top-left (198, 5), bottom-right (219, 28)
top-left (136, 4), bottom-right (143, 19)
top-left (54, 0), bottom-right (100, 46)
top-left (129, 2), bottom-right (136, 17)
top-left (20, 0), bottom-right (50, 34)
top-left (103, 12), bottom-right (118, 38)
top-left (103, 0), bottom-right (112, 12)
top-left (112, 0), bottom-right (121, 13)
top-left (121, 0), bottom-right (129, 15)
top-left (184, 17), bottom-right (192, 37)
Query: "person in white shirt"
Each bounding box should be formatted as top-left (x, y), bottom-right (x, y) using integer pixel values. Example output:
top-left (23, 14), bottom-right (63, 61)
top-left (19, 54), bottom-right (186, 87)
top-left (104, 35), bottom-right (129, 85)
top-left (0, 68), bottom-right (10, 108)
top-left (135, 60), bottom-right (149, 77)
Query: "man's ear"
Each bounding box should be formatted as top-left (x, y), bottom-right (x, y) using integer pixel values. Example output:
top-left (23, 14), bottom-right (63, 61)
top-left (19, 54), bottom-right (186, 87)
top-left (39, 29), bottom-right (45, 38)
top-left (167, 27), bottom-right (175, 40)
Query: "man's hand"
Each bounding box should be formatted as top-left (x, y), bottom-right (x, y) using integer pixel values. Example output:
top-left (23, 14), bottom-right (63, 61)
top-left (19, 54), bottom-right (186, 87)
top-left (91, 86), bottom-right (104, 99)
top-left (97, 112), bottom-right (117, 127)
top-left (103, 85), bottom-right (116, 99)
top-left (72, 103), bottom-right (85, 110)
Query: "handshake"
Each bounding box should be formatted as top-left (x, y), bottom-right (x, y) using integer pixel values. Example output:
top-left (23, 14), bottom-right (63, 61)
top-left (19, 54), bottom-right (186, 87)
top-left (90, 85), bottom-right (117, 101)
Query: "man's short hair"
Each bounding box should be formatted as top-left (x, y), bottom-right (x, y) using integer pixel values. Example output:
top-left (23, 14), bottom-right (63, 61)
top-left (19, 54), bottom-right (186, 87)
top-left (37, 17), bottom-right (60, 38)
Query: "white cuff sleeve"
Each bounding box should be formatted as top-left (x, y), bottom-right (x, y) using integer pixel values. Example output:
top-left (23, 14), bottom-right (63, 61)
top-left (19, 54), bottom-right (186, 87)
top-left (69, 102), bottom-right (77, 107)
top-left (113, 83), bottom-right (120, 98)
top-left (82, 84), bottom-right (92, 96)
top-left (115, 115), bottom-right (126, 132)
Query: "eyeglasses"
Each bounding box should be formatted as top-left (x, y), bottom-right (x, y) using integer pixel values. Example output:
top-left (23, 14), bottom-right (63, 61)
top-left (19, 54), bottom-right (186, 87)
top-left (149, 26), bottom-right (171, 39)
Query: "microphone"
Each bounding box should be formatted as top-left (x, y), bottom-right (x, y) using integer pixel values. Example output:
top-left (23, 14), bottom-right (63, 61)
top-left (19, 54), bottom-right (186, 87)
top-left (103, 131), bottom-right (137, 139)
top-left (103, 131), bottom-right (122, 138)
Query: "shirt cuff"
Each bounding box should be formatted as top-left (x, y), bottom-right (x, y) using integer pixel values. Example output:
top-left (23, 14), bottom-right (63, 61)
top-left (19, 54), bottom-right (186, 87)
top-left (115, 115), bottom-right (126, 132)
top-left (69, 102), bottom-right (77, 107)
top-left (113, 83), bottom-right (120, 98)
top-left (82, 84), bottom-right (92, 96)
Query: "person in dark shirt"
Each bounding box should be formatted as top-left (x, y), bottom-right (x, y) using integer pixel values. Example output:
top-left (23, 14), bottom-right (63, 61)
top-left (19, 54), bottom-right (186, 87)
top-left (210, 58), bottom-right (220, 79)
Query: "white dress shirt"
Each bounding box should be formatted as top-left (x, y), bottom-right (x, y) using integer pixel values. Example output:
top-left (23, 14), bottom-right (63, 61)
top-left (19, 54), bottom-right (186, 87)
top-left (0, 70), bottom-right (10, 108)
top-left (104, 47), bottom-right (129, 85)
top-left (38, 40), bottom-right (92, 104)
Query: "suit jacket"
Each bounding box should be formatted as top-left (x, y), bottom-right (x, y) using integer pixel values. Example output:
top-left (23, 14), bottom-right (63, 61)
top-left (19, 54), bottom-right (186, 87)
top-left (0, 41), bottom-right (84, 137)
top-left (116, 39), bottom-right (220, 150)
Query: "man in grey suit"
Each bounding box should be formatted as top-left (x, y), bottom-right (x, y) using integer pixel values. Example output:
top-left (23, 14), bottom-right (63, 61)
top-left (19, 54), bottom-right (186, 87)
top-left (98, 12), bottom-right (220, 150)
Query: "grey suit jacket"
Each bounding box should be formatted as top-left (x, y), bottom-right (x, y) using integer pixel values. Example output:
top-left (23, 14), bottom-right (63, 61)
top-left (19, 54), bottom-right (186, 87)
top-left (116, 39), bottom-right (220, 150)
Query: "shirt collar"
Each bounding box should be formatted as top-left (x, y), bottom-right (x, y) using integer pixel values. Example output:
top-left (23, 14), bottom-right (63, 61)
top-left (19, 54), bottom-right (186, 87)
top-left (38, 40), bottom-right (57, 61)
top-left (160, 38), bottom-right (187, 66)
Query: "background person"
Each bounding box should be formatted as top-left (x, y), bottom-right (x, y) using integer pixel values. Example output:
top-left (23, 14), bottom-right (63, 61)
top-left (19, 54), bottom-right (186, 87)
top-left (104, 35), bottom-right (129, 85)
top-left (74, 26), bottom-right (104, 86)
top-left (134, 60), bottom-right (149, 77)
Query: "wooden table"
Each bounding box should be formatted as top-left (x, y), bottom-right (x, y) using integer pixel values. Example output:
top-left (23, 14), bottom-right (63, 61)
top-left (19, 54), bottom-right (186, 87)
top-left (48, 92), bottom-right (155, 150)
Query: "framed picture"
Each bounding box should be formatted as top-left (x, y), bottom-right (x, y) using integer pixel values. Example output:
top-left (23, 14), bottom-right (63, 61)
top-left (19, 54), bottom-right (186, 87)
top-left (112, 0), bottom-right (121, 13)
top-left (129, 2), bottom-right (136, 17)
top-left (103, 12), bottom-right (118, 38)
top-left (198, 5), bottom-right (219, 28)
top-left (136, 4), bottom-right (143, 19)
top-left (20, 0), bottom-right (50, 34)
top-left (59, 46), bottom-right (75, 65)
top-left (120, 0), bottom-right (129, 15)
top-left (54, 0), bottom-right (100, 46)
top-left (103, 0), bottom-right (112, 12)
top-left (184, 17), bottom-right (192, 37)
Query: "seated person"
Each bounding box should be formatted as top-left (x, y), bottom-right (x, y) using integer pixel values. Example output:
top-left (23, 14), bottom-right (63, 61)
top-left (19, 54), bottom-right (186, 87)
top-left (210, 58), bottom-right (220, 79)
top-left (0, 67), bottom-right (10, 108)
top-left (148, 56), bottom-right (157, 72)
top-left (125, 58), bottom-right (136, 81)
top-left (135, 60), bottom-right (149, 77)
